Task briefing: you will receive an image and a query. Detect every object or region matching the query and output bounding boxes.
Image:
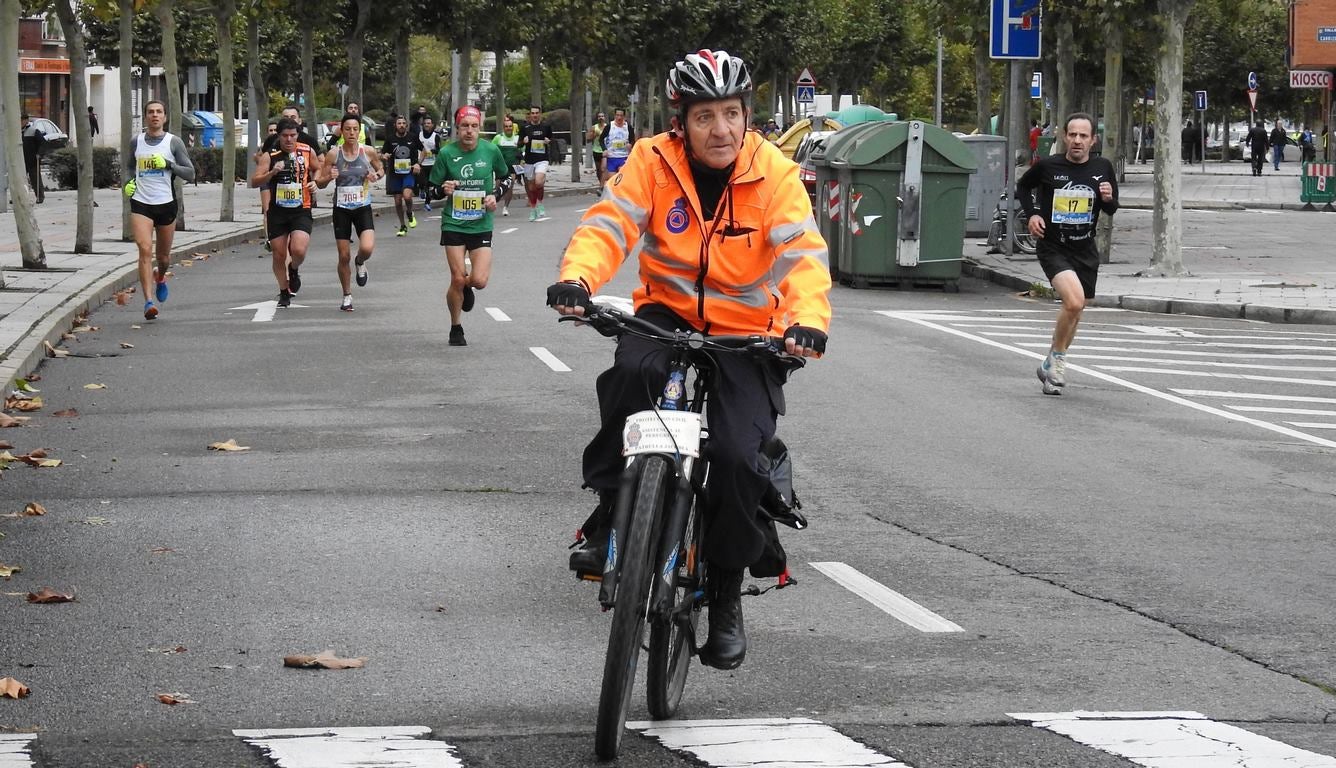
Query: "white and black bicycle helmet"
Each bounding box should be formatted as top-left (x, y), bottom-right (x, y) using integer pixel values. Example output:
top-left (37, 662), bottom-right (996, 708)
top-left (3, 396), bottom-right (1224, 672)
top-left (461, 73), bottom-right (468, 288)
top-left (666, 49), bottom-right (753, 109)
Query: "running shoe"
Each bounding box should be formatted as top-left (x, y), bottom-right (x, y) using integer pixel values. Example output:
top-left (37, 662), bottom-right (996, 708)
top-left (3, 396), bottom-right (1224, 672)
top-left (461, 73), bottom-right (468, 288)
top-left (143, 301), bottom-right (158, 320)
top-left (340, 294), bottom-right (355, 312)
top-left (397, 226), bottom-right (407, 237)
top-left (355, 256), bottom-right (369, 287)
top-left (462, 285), bottom-right (475, 313)
top-left (528, 209), bottom-right (537, 222)
top-left (1036, 353), bottom-right (1065, 396)
top-left (448, 324), bottom-right (467, 347)
top-left (502, 205), bottom-right (509, 216)
top-left (536, 204), bottom-right (546, 219)
top-left (277, 290), bottom-right (292, 308)
top-left (408, 214), bottom-right (418, 229)
top-left (287, 265), bottom-right (301, 295)
top-left (154, 275), bottom-right (169, 303)
top-left (423, 201), bottom-right (432, 212)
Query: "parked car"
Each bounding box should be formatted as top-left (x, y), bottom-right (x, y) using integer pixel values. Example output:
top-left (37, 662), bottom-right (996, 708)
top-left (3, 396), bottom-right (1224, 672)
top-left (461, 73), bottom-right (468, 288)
top-left (792, 130), bottom-right (834, 205)
top-left (29, 117), bottom-right (68, 151)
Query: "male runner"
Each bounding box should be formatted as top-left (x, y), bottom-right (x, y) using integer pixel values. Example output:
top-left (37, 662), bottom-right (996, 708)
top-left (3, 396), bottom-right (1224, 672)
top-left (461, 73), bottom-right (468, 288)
top-left (597, 108), bottom-right (636, 184)
top-left (252, 118), bottom-right (319, 308)
top-left (330, 101), bottom-right (369, 149)
top-left (518, 106), bottom-right (555, 221)
top-left (381, 115), bottom-right (422, 236)
top-left (1016, 112), bottom-right (1119, 396)
top-left (492, 113), bottom-right (523, 217)
top-left (587, 111), bottom-right (606, 178)
top-left (417, 114), bottom-right (441, 210)
top-left (123, 99), bottom-right (197, 320)
top-left (428, 105), bottom-right (513, 347)
top-left (317, 113), bottom-right (384, 312)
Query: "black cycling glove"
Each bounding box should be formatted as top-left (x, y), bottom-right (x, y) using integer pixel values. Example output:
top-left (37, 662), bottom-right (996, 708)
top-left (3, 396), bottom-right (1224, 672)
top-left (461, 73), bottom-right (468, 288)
top-left (546, 280), bottom-right (591, 310)
top-left (783, 324), bottom-right (828, 354)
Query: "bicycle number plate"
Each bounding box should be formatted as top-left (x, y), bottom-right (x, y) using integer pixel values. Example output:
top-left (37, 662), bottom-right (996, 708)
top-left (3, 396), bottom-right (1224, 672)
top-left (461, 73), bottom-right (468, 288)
top-left (622, 410), bottom-right (701, 458)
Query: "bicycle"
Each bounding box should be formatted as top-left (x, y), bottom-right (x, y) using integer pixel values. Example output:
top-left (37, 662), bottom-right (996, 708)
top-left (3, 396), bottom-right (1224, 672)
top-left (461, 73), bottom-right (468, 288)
top-left (559, 304), bottom-right (805, 760)
top-left (986, 192), bottom-right (1037, 255)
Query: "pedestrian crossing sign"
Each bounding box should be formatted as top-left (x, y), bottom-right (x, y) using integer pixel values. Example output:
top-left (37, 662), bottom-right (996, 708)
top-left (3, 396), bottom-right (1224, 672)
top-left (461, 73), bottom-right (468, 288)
top-left (796, 85), bottom-right (815, 104)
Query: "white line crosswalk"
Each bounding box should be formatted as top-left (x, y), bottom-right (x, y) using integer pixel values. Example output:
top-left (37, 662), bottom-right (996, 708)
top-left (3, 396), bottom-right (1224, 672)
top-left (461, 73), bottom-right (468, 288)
top-left (5, 713), bottom-right (1336, 766)
top-left (883, 308), bottom-right (1336, 449)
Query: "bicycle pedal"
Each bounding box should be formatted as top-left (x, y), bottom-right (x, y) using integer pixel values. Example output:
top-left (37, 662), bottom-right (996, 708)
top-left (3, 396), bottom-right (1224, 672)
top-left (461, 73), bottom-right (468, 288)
top-left (577, 572), bottom-right (603, 583)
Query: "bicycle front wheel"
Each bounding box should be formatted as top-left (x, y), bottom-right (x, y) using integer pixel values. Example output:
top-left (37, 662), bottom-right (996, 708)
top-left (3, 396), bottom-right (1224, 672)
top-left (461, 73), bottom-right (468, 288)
top-left (594, 456), bottom-right (671, 760)
top-left (646, 483), bottom-right (702, 720)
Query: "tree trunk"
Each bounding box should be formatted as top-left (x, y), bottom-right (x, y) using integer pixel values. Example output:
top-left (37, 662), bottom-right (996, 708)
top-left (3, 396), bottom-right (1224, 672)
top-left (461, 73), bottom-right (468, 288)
top-left (569, 61), bottom-right (585, 183)
top-left (528, 41), bottom-right (543, 107)
top-left (636, 58), bottom-right (649, 135)
top-left (53, 0), bottom-right (92, 252)
top-left (1096, 14), bottom-right (1124, 265)
top-left (493, 47), bottom-right (507, 128)
top-left (1149, 0), bottom-right (1194, 277)
top-left (299, 4), bottom-right (316, 132)
top-left (393, 22), bottom-right (410, 115)
top-left (155, 0), bottom-right (188, 232)
top-left (345, 0), bottom-right (373, 106)
top-left (829, 77), bottom-right (840, 112)
top-left (119, 0), bottom-right (134, 241)
top-left (455, 32), bottom-right (473, 109)
top-left (246, 13), bottom-right (263, 180)
top-left (215, 0), bottom-right (237, 221)
top-left (973, 30), bottom-right (992, 134)
top-left (2, 0), bottom-right (44, 271)
top-left (1054, 11), bottom-right (1076, 153)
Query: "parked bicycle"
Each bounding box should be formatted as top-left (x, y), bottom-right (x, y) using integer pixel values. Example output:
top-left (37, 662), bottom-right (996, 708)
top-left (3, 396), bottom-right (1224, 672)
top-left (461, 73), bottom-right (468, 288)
top-left (986, 191), bottom-right (1037, 255)
top-left (560, 303), bottom-right (806, 760)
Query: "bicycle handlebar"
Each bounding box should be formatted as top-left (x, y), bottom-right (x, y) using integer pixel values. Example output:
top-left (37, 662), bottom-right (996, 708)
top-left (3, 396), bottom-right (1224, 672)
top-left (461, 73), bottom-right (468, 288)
top-left (559, 304), bottom-right (804, 368)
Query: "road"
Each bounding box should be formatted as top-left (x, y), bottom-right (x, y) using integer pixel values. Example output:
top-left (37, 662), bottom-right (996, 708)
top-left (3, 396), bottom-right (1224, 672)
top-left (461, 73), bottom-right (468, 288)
top-left (2, 199), bottom-right (1335, 767)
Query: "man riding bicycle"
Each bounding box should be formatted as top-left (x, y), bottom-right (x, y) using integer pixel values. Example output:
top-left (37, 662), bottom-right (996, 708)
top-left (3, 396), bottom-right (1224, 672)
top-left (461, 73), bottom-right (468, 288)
top-left (547, 49), bottom-right (832, 671)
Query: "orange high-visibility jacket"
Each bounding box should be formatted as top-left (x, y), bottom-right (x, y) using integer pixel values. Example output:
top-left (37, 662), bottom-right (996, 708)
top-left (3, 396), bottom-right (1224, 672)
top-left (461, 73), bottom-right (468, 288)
top-left (559, 130), bottom-right (831, 337)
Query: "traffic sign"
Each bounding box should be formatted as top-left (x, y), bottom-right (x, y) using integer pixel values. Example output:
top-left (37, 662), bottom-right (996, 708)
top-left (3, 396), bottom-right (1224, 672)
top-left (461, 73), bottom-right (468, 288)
top-left (1290, 70), bottom-right (1333, 88)
top-left (1248, 71), bottom-right (1259, 90)
top-left (1194, 90), bottom-right (1207, 111)
top-left (796, 68), bottom-right (816, 85)
top-left (1248, 90), bottom-right (1258, 110)
top-left (796, 85), bottom-right (815, 104)
top-left (1030, 72), bottom-right (1042, 99)
top-left (990, 0), bottom-right (1042, 60)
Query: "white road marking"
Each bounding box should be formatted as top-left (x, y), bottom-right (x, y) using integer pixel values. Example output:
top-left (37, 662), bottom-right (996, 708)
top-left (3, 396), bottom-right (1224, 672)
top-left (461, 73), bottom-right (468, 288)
top-left (984, 332), bottom-right (1336, 351)
top-left (627, 718), bottom-right (907, 767)
top-left (227, 300), bottom-right (307, 322)
top-left (1018, 342), bottom-right (1336, 361)
top-left (1287, 421), bottom-right (1336, 429)
top-left (576, 206), bottom-right (591, 212)
top-left (485, 307), bottom-right (511, 322)
top-left (1060, 354), bottom-right (1336, 372)
top-left (1010, 711), bottom-right (1336, 767)
top-left (1173, 389), bottom-right (1336, 404)
top-left (529, 346), bottom-right (571, 372)
top-left (1093, 365), bottom-right (1336, 388)
top-left (808, 561), bottom-right (963, 633)
top-left (233, 727), bottom-right (462, 767)
top-left (0, 735), bottom-right (35, 768)
top-left (883, 310), bottom-right (1336, 449)
top-left (1229, 405), bottom-right (1336, 416)
top-left (500, 227), bottom-right (518, 234)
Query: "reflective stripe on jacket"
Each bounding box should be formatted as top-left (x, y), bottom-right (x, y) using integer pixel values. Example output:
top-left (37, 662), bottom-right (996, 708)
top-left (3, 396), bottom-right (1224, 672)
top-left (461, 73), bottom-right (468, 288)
top-left (559, 130), bottom-right (831, 336)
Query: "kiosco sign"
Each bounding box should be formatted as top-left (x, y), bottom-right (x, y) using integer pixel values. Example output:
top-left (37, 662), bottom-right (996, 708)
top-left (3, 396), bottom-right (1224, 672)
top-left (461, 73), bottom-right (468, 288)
top-left (1290, 70), bottom-right (1333, 88)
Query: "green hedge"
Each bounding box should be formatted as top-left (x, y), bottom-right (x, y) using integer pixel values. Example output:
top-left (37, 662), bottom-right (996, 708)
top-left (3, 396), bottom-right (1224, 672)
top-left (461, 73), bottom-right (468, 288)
top-left (46, 147), bottom-right (123, 189)
top-left (186, 147), bottom-right (249, 184)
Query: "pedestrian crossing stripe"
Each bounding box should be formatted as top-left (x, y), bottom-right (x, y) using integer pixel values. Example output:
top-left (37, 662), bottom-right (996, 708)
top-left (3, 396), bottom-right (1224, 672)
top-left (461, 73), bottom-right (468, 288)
top-left (627, 718), bottom-right (907, 766)
top-left (0, 735), bottom-right (36, 768)
top-left (233, 727), bottom-right (463, 767)
top-left (1010, 711), bottom-right (1336, 767)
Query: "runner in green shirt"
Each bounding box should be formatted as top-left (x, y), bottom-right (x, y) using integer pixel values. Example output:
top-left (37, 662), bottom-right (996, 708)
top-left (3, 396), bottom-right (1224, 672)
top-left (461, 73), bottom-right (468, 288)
top-left (491, 113), bottom-right (523, 217)
top-left (428, 105), bottom-right (514, 347)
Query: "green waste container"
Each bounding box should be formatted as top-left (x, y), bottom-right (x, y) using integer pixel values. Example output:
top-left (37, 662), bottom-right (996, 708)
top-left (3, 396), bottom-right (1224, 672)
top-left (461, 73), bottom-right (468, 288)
top-left (825, 120), bottom-right (976, 290)
top-left (1300, 161), bottom-right (1336, 210)
top-left (1037, 135), bottom-right (1055, 158)
top-left (809, 123), bottom-right (884, 279)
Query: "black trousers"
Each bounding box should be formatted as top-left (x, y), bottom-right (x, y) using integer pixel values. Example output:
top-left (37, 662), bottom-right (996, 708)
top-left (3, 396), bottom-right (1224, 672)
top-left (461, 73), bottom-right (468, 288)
top-left (582, 305), bottom-right (784, 571)
top-left (23, 153), bottom-right (43, 203)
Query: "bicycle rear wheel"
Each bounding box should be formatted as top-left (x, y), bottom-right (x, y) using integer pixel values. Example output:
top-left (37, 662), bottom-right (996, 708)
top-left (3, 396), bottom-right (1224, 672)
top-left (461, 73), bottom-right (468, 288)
top-left (594, 456), bottom-right (670, 760)
top-left (646, 484), bottom-right (702, 720)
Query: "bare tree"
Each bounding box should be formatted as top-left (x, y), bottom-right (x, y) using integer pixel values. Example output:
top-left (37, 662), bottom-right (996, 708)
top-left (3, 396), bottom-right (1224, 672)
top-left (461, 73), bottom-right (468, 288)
top-left (155, 0), bottom-right (188, 230)
top-left (52, 0), bottom-right (94, 252)
top-left (1, 0), bottom-right (45, 271)
top-left (345, 0), bottom-right (373, 106)
top-left (1148, 0), bottom-right (1194, 276)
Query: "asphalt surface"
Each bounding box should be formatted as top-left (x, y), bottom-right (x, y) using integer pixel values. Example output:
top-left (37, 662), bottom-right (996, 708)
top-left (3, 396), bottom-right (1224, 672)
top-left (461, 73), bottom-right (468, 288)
top-left (2, 198), bottom-right (1335, 766)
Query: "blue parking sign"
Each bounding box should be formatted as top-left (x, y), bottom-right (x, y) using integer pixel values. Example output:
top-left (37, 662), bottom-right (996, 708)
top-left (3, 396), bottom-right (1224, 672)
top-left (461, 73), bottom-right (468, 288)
top-left (1194, 90), bottom-right (1207, 111)
top-left (990, 0), bottom-right (1042, 60)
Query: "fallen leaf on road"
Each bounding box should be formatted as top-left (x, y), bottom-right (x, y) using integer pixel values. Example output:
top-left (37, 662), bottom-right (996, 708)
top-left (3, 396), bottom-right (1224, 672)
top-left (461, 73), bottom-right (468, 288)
top-left (35, 459), bottom-right (61, 468)
top-left (51, 409), bottom-right (79, 418)
top-left (70, 325), bottom-right (96, 334)
top-left (0, 440), bottom-right (11, 450)
top-left (25, 374), bottom-right (41, 382)
top-left (83, 384), bottom-right (107, 390)
top-left (178, 260), bottom-right (194, 267)
top-left (0, 565), bottom-right (22, 580)
top-left (207, 439), bottom-right (250, 452)
top-left (61, 333), bottom-right (76, 341)
top-left (114, 290), bottom-right (130, 306)
top-left (22, 503), bottom-right (46, 516)
top-left (0, 414), bottom-right (29, 427)
top-left (283, 650), bottom-right (366, 670)
top-left (150, 546), bottom-right (174, 555)
top-left (0, 678), bottom-right (30, 699)
top-left (155, 692), bottom-right (195, 705)
top-left (191, 252), bottom-right (209, 259)
top-left (130, 324), bottom-right (141, 329)
top-left (5, 397), bottom-right (43, 411)
top-left (119, 342), bottom-right (134, 349)
top-left (14, 380), bottom-right (39, 394)
top-left (26, 588), bottom-right (75, 604)
top-left (147, 645), bottom-right (187, 654)
top-left (78, 516), bottom-right (110, 526)
top-left (42, 341), bottom-right (69, 358)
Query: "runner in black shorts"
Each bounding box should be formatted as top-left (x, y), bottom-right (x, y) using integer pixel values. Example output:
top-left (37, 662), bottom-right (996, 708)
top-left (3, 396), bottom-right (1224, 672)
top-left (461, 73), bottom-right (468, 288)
top-left (251, 118), bottom-right (319, 308)
top-left (1016, 112), bottom-right (1119, 396)
top-left (318, 113), bottom-right (384, 312)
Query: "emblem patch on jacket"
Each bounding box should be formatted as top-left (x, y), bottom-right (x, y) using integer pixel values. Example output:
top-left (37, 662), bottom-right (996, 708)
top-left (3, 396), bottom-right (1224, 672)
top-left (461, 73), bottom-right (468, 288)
top-left (666, 197), bottom-right (689, 234)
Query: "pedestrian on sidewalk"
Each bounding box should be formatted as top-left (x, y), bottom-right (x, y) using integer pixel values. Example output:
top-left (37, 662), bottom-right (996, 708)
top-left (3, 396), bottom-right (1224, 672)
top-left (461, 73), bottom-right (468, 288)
top-left (1270, 120), bottom-right (1287, 170)
top-left (124, 100), bottom-right (197, 320)
top-left (88, 106), bottom-right (99, 139)
top-left (1181, 119), bottom-right (1196, 165)
top-left (1248, 120), bottom-right (1269, 176)
top-left (20, 113), bottom-right (45, 204)
top-left (1016, 112), bottom-right (1119, 396)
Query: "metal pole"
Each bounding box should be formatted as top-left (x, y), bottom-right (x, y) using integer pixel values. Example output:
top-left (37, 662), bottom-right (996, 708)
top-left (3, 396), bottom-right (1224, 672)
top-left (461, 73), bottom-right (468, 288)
top-left (934, 31), bottom-right (943, 125)
top-left (1005, 61), bottom-right (1019, 259)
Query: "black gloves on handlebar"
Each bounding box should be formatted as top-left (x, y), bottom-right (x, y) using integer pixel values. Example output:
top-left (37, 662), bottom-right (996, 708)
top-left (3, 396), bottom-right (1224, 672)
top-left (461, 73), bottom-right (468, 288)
top-left (546, 280), bottom-right (591, 311)
top-left (784, 324), bottom-right (828, 354)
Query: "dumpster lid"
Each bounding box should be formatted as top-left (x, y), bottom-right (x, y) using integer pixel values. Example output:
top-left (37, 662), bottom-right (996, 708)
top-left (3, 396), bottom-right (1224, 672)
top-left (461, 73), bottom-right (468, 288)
top-left (192, 110), bottom-right (223, 127)
top-left (828, 121), bottom-right (977, 171)
top-left (824, 104), bottom-right (896, 126)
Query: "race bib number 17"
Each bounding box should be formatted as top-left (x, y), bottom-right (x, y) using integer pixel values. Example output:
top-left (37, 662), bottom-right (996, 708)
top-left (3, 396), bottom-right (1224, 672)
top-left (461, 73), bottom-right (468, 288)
top-left (1051, 187), bottom-right (1094, 225)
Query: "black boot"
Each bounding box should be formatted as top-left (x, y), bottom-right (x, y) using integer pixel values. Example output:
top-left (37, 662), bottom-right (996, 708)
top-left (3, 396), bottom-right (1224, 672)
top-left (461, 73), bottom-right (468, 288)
top-left (699, 568), bottom-right (746, 670)
top-left (569, 491), bottom-right (615, 575)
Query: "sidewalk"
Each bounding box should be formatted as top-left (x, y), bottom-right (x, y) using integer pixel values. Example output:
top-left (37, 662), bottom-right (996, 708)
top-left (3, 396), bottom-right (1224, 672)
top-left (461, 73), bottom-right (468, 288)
top-left (1, 168), bottom-right (602, 389)
top-left (964, 157), bottom-right (1336, 326)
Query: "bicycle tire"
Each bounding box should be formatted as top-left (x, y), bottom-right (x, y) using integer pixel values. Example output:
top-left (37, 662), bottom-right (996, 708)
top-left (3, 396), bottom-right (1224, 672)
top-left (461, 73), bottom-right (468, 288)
top-left (1015, 232), bottom-right (1037, 254)
top-left (645, 482), bottom-right (702, 720)
top-left (594, 456), bottom-right (670, 760)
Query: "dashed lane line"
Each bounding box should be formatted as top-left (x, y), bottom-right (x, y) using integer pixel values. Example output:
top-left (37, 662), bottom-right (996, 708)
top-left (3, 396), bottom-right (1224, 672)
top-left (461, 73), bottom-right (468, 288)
top-left (0, 735), bottom-right (35, 768)
top-left (234, 727), bottom-right (463, 767)
top-left (808, 561), bottom-right (963, 633)
top-left (529, 346), bottom-right (571, 372)
top-left (485, 307), bottom-right (511, 322)
top-left (628, 718), bottom-right (907, 767)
